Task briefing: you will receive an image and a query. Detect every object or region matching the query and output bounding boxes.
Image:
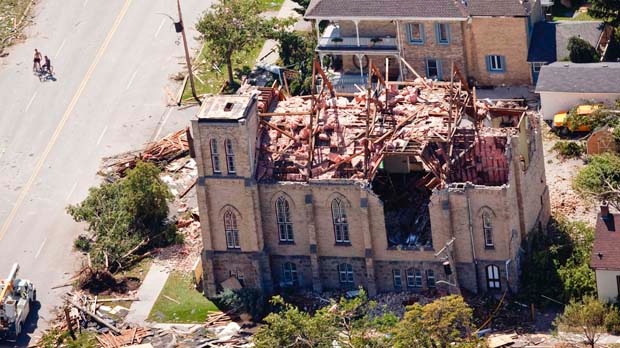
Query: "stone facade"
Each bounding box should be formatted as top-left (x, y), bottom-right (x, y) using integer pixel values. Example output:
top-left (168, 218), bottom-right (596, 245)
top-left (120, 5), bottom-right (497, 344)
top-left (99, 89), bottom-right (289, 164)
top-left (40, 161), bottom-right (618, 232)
top-left (192, 95), bottom-right (550, 298)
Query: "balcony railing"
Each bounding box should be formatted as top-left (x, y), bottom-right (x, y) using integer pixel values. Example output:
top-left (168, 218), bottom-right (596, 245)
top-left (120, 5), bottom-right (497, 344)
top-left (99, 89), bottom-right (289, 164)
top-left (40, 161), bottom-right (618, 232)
top-left (317, 36), bottom-right (398, 51)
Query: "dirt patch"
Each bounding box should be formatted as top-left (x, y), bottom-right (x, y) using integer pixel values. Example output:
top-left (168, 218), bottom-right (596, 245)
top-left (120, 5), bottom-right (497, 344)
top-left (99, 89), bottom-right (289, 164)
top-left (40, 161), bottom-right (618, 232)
top-left (77, 267), bottom-right (141, 295)
top-left (542, 123), bottom-right (597, 225)
top-left (0, 0), bottom-right (34, 53)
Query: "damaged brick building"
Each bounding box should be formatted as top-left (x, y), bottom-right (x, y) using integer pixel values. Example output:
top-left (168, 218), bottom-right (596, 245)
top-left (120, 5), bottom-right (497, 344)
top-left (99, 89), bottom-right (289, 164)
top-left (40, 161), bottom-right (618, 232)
top-left (191, 66), bottom-right (550, 297)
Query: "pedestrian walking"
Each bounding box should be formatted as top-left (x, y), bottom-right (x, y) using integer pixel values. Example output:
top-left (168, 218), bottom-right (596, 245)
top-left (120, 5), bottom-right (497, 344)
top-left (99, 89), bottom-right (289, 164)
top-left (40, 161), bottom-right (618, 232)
top-left (33, 49), bottom-right (42, 72)
top-left (43, 55), bottom-right (52, 74)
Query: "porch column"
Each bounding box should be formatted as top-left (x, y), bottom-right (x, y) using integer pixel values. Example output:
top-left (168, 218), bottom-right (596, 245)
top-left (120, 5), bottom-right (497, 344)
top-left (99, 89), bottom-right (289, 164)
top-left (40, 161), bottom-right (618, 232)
top-left (357, 54), bottom-right (364, 79)
top-left (319, 53), bottom-right (325, 70)
top-left (354, 20), bottom-right (360, 46)
top-left (396, 54), bottom-right (403, 81)
top-left (315, 20), bottom-right (321, 44)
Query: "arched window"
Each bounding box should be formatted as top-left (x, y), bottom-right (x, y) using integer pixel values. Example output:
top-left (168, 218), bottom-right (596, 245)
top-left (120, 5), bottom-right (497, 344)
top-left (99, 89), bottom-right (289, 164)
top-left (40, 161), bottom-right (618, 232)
top-left (276, 197), bottom-right (294, 242)
top-left (332, 198), bottom-right (350, 243)
top-left (483, 212), bottom-right (493, 247)
top-left (225, 139), bottom-right (236, 174)
top-left (338, 263), bottom-right (354, 285)
top-left (224, 210), bottom-right (240, 249)
top-left (406, 268), bottom-right (422, 288)
top-left (282, 262), bottom-right (298, 286)
top-left (486, 265), bottom-right (500, 289)
top-left (210, 139), bottom-right (221, 174)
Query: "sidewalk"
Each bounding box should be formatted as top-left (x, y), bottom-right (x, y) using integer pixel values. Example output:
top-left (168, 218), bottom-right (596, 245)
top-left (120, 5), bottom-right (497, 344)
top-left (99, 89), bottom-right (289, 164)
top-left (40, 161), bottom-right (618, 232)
top-left (125, 262), bottom-right (170, 325)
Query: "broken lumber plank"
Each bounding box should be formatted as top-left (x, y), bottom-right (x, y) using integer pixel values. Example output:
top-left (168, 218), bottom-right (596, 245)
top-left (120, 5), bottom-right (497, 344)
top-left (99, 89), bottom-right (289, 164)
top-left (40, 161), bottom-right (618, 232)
top-left (66, 298), bottom-right (121, 334)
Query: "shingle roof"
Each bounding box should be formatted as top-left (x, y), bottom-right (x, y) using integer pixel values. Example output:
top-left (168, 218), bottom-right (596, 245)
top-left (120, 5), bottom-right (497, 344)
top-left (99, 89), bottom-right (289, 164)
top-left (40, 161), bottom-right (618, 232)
top-left (463, 0), bottom-right (528, 16)
top-left (535, 62), bottom-right (620, 93)
top-left (305, 0), bottom-right (531, 19)
top-left (305, 0), bottom-right (468, 19)
top-left (591, 212), bottom-right (620, 270)
top-left (528, 21), bottom-right (604, 62)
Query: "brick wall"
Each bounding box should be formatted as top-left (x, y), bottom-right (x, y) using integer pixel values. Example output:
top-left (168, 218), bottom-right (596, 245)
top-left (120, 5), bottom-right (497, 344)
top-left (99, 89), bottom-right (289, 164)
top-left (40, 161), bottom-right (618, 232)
top-left (464, 17), bottom-right (531, 86)
top-left (397, 21), bottom-right (467, 80)
top-left (374, 260), bottom-right (445, 293)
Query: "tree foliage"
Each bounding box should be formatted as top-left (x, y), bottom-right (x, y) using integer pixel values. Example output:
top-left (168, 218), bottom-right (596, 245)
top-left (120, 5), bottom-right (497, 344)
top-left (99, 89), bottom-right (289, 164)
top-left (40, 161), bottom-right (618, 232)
top-left (254, 292), bottom-right (480, 348)
top-left (67, 161), bottom-right (174, 272)
top-left (392, 295), bottom-right (479, 348)
top-left (268, 29), bottom-right (316, 95)
top-left (567, 36), bottom-right (600, 63)
top-left (554, 296), bottom-right (610, 348)
top-left (574, 153), bottom-right (620, 211)
top-left (196, 0), bottom-right (281, 87)
top-left (588, 0), bottom-right (620, 26)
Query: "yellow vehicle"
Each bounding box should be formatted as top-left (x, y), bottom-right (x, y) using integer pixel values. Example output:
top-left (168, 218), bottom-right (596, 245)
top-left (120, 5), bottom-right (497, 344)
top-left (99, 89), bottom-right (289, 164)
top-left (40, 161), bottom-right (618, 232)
top-left (553, 104), bottom-right (600, 135)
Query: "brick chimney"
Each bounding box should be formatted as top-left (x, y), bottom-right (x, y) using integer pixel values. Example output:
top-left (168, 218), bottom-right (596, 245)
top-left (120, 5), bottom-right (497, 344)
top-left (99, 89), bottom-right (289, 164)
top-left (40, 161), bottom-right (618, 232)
top-left (601, 201), bottom-right (610, 219)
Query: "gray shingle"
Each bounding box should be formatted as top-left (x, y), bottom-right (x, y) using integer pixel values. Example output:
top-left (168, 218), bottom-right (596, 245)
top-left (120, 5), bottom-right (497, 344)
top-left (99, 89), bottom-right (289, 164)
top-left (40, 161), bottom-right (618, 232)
top-left (305, 0), bottom-right (468, 19)
top-left (305, 0), bottom-right (531, 19)
top-left (535, 62), bottom-right (620, 93)
top-left (528, 21), bottom-right (604, 62)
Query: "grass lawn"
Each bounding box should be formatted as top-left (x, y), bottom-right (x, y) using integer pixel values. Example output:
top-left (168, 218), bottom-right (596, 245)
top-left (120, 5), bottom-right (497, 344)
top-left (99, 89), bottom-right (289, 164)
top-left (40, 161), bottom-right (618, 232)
top-left (147, 271), bottom-right (219, 323)
top-left (0, 0), bottom-right (32, 52)
top-left (182, 43), bottom-right (262, 100)
top-left (181, 0), bottom-right (285, 100)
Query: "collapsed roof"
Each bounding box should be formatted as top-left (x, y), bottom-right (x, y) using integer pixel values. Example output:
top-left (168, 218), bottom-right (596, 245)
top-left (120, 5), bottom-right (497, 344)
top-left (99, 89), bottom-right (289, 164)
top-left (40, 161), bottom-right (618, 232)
top-left (255, 60), bottom-right (528, 189)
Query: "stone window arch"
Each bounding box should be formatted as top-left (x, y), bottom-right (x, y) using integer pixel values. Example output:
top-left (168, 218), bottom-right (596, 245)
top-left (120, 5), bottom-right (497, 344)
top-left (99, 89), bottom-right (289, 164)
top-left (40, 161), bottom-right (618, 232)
top-left (482, 211), bottom-right (494, 247)
top-left (332, 198), bottom-right (350, 243)
top-left (224, 209), bottom-right (240, 249)
top-left (276, 196), bottom-right (294, 242)
top-left (224, 138), bottom-right (236, 174)
top-left (210, 139), bottom-right (221, 174)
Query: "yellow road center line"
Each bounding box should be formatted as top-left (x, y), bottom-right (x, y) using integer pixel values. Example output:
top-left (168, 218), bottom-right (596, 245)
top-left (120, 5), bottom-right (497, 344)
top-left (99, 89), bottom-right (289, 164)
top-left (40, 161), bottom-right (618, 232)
top-left (0, 0), bottom-right (134, 241)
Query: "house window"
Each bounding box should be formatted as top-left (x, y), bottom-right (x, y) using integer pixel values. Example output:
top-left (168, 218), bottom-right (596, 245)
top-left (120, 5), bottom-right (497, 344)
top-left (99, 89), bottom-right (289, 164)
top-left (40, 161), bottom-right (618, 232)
top-left (486, 265), bottom-right (501, 289)
top-left (224, 139), bottom-right (236, 174)
top-left (332, 198), bottom-right (350, 244)
top-left (426, 59), bottom-right (441, 80)
top-left (224, 210), bottom-right (240, 249)
top-left (338, 263), bottom-right (354, 285)
top-left (407, 23), bottom-right (424, 44)
top-left (486, 55), bottom-right (505, 73)
top-left (393, 269), bottom-right (402, 290)
top-left (210, 139), bottom-right (221, 174)
top-left (483, 212), bottom-right (494, 247)
top-left (616, 275), bottom-right (620, 298)
top-left (426, 270), bottom-right (436, 288)
top-left (407, 268), bottom-right (423, 288)
top-left (435, 23), bottom-right (450, 44)
top-left (276, 197), bottom-right (294, 242)
top-left (282, 262), bottom-right (298, 286)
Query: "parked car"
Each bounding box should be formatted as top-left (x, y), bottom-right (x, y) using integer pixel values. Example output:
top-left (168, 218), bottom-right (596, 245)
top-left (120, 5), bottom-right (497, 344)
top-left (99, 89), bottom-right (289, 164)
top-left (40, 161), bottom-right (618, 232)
top-left (553, 104), bottom-right (601, 135)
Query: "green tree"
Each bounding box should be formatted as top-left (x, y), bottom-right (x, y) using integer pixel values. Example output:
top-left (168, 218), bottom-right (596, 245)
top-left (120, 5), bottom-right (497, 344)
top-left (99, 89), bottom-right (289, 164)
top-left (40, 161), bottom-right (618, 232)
top-left (67, 161), bottom-right (174, 271)
top-left (589, 0), bottom-right (620, 26)
top-left (574, 153), bottom-right (620, 211)
top-left (392, 295), bottom-right (477, 348)
top-left (555, 220), bottom-right (596, 300)
top-left (254, 290), bottom-right (395, 348)
top-left (567, 36), bottom-right (601, 63)
top-left (554, 296), bottom-right (610, 348)
top-left (196, 0), bottom-right (278, 88)
top-left (268, 29), bottom-right (316, 95)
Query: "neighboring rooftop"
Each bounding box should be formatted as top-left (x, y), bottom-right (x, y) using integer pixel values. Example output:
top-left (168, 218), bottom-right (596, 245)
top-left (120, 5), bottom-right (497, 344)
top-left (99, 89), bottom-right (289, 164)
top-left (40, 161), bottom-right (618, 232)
top-left (197, 95), bottom-right (256, 122)
top-left (305, 0), bottom-right (467, 19)
top-left (591, 211), bottom-right (620, 270)
top-left (528, 21), bottom-right (604, 62)
top-left (305, 0), bottom-right (530, 19)
top-left (535, 62), bottom-right (620, 93)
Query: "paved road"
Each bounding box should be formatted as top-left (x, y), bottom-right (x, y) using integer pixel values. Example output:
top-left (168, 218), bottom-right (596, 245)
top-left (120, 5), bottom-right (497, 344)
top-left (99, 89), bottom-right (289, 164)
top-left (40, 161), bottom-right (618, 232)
top-left (0, 0), bottom-right (206, 345)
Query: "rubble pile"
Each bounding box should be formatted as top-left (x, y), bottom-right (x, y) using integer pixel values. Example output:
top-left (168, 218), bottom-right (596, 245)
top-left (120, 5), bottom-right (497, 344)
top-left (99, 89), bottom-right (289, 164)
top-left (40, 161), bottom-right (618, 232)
top-left (257, 77), bottom-right (528, 190)
top-left (100, 128), bottom-right (191, 180)
top-left (157, 205), bottom-right (202, 272)
top-left (367, 291), bottom-right (436, 318)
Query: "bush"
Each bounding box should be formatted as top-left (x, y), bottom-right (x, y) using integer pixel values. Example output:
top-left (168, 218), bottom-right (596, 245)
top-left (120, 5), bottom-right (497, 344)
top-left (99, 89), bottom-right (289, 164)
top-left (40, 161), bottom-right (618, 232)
top-left (606, 308), bottom-right (620, 335)
top-left (213, 288), bottom-right (267, 321)
top-left (552, 141), bottom-right (584, 158)
top-left (74, 235), bottom-right (91, 252)
top-left (568, 36), bottom-right (600, 63)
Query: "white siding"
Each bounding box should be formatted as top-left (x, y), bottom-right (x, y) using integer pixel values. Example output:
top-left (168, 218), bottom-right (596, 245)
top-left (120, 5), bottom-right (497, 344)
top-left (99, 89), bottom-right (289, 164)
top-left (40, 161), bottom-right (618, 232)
top-left (539, 91), bottom-right (620, 120)
top-left (596, 269), bottom-right (620, 303)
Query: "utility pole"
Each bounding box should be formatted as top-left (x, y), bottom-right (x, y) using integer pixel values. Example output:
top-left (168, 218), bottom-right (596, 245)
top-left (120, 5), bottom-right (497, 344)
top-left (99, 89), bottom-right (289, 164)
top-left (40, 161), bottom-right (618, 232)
top-left (176, 0), bottom-right (201, 105)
